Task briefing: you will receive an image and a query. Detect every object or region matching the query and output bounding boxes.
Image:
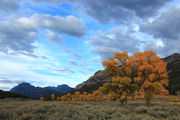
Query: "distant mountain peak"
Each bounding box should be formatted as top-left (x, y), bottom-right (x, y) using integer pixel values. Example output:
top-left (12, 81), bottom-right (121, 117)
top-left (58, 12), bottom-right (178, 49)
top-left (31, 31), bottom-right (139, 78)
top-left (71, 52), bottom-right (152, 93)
top-left (172, 53), bottom-right (180, 55)
top-left (19, 82), bottom-right (32, 86)
top-left (163, 53), bottom-right (180, 63)
top-left (10, 83), bottom-right (73, 98)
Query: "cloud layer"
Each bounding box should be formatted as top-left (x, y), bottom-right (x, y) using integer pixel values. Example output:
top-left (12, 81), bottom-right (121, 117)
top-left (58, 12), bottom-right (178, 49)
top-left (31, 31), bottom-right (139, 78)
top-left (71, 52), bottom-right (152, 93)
top-left (76, 0), bottom-right (172, 23)
top-left (89, 27), bottom-right (140, 59)
top-left (141, 7), bottom-right (180, 56)
top-left (0, 0), bottom-right (19, 12)
top-left (0, 14), bottom-right (85, 54)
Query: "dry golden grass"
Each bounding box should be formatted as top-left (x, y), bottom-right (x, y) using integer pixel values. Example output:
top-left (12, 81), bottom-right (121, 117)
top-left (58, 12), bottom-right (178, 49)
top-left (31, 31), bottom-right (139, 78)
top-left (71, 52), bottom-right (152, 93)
top-left (0, 97), bottom-right (180, 120)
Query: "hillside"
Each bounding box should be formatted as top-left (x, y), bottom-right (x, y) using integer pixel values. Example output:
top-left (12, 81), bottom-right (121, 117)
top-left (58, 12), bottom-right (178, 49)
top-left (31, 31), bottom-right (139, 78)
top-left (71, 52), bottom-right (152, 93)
top-left (163, 53), bottom-right (180, 94)
top-left (75, 70), bottom-right (111, 93)
top-left (10, 83), bottom-right (73, 98)
top-left (75, 53), bottom-right (180, 94)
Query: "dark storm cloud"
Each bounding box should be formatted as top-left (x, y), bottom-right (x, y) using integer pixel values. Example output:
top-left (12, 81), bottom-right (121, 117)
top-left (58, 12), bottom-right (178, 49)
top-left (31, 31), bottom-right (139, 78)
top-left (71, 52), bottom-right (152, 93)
top-left (141, 7), bottom-right (180, 40)
top-left (0, 0), bottom-right (19, 12)
top-left (76, 0), bottom-right (173, 23)
top-left (0, 0), bottom-right (68, 12)
top-left (89, 27), bottom-right (140, 59)
top-left (140, 7), bottom-right (180, 56)
top-left (0, 0), bottom-right (172, 24)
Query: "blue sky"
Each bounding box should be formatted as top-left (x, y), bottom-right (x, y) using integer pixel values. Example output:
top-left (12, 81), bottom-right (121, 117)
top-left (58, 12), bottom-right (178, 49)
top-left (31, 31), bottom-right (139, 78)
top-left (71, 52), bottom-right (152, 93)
top-left (0, 0), bottom-right (180, 90)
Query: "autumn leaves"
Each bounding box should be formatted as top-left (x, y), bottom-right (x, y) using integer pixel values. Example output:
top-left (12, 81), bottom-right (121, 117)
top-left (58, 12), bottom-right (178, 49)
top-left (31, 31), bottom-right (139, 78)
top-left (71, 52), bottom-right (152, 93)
top-left (60, 91), bottom-right (103, 101)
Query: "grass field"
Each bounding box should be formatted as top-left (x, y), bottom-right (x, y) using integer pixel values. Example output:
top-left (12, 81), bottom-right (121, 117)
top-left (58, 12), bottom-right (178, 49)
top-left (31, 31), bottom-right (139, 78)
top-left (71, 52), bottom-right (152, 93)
top-left (0, 99), bottom-right (180, 120)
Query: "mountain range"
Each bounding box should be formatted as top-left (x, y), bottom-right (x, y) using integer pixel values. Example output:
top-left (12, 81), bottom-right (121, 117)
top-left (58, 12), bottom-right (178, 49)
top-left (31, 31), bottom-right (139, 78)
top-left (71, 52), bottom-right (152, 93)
top-left (10, 83), bottom-right (73, 99)
top-left (75, 53), bottom-right (180, 95)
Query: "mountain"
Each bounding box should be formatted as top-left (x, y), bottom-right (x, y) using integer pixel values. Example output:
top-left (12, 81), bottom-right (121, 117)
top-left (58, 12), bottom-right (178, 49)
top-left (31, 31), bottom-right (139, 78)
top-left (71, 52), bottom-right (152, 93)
top-left (10, 83), bottom-right (73, 98)
top-left (0, 90), bottom-right (29, 99)
top-left (46, 84), bottom-right (73, 94)
top-left (163, 53), bottom-right (180, 94)
top-left (75, 53), bottom-right (180, 94)
top-left (75, 70), bottom-right (111, 93)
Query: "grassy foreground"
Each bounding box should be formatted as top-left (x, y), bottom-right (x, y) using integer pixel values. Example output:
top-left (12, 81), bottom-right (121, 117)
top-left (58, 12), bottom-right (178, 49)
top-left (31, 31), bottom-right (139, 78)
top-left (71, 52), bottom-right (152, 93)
top-left (0, 100), bottom-right (180, 120)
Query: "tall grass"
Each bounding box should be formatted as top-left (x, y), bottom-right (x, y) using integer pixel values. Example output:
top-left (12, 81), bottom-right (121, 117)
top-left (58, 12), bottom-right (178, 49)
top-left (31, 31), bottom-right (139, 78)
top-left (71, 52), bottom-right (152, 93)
top-left (0, 100), bottom-right (179, 120)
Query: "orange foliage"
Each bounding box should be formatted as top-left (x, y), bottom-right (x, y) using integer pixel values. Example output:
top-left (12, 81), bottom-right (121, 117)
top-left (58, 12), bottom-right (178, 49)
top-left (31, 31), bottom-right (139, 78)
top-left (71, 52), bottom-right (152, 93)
top-left (60, 90), bottom-right (103, 102)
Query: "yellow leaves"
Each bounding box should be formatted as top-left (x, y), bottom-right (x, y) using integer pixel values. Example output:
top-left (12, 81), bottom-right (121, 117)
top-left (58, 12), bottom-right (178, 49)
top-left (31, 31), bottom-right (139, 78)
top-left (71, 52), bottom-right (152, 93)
top-left (114, 51), bottom-right (128, 60)
top-left (83, 92), bottom-right (88, 95)
top-left (134, 77), bottom-right (141, 82)
top-left (141, 81), bottom-right (169, 98)
top-left (139, 64), bottom-right (153, 72)
top-left (102, 60), bottom-right (112, 67)
top-left (151, 56), bottom-right (160, 62)
top-left (160, 89), bottom-right (169, 95)
top-left (102, 51), bottom-right (136, 78)
top-left (60, 90), bottom-right (104, 102)
top-left (144, 50), bottom-right (156, 57)
top-left (120, 95), bottom-right (126, 101)
top-left (99, 86), bottom-right (105, 92)
top-left (160, 73), bottom-right (168, 79)
top-left (133, 52), bottom-right (143, 59)
top-left (74, 91), bottom-right (80, 95)
top-left (107, 92), bottom-right (118, 101)
top-left (112, 77), bottom-right (131, 84)
top-left (125, 67), bottom-right (132, 75)
top-left (148, 73), bottom-right (156, 81)
top-left (93, 90), bottom-right (102, 96)
top-left (160, 79), bottom-right (168, 86)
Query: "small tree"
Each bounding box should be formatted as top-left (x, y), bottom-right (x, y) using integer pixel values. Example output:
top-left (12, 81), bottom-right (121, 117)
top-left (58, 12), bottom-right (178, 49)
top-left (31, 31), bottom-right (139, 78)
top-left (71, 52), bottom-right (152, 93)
top-left (92, 90), bottom-right (103, 101)
top-left (51, 94), bottom-right (56, 101)
top-left (40, 96), bottom-right (45, 101)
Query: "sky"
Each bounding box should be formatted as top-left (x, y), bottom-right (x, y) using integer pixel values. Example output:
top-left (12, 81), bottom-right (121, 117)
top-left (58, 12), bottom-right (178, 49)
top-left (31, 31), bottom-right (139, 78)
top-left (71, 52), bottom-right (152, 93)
top-left (0, 0), bottom-right (180, 90)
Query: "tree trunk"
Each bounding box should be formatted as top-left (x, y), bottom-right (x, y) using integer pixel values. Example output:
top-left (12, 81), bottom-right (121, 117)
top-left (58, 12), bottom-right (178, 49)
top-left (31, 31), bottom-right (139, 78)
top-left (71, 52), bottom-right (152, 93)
top-left (146, 96), bottom-right (151, 105)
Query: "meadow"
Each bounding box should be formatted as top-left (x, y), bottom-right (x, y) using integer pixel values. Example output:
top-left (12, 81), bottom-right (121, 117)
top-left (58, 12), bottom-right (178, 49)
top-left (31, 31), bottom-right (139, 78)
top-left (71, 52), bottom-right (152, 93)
top-left (0, 97), bottom-right (180, 120)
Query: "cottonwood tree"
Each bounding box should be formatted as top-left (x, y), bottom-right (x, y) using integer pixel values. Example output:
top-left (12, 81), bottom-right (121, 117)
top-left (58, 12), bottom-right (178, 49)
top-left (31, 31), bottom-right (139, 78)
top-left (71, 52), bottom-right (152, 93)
top-left (100, 50), bottom-right (168, 105)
